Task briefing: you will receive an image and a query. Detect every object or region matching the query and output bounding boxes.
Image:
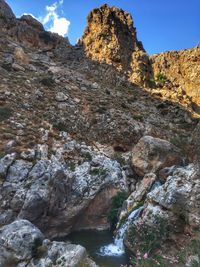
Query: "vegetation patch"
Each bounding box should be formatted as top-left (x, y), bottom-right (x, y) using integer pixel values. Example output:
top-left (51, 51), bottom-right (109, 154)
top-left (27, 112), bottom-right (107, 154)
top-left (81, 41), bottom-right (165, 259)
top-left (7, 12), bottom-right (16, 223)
top-left (89, 167), bottom-right (107, 176)
top-left (40, 75), bottom-right (54, 87)
top-left (107, 191), bottom-right (128, 227)
top-left (127, 216), bottom-right (174, 266)
top-left (0, 106), bottom-right (13, 122)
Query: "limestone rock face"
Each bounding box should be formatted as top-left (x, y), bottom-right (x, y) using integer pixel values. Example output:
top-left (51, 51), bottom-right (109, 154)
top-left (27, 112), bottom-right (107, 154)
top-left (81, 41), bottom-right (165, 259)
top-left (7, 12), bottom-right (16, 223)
top-left (131, 136), bottom-right (182, 176)
top-left (81, 4), bottom-right (150, 84)
top-left (125, 164), bottom-right (200, 254)
top-left (147, 164), bottom-right (200, 227)
top-left (0, 137), bottom-right (126, 238)
top-left (150, 46), bottom-right (200, 106)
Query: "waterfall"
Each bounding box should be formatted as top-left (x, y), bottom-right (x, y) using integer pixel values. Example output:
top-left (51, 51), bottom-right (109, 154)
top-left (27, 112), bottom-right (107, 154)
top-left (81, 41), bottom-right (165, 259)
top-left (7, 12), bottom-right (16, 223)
top-left (98, 206), bottom-right (143, 256)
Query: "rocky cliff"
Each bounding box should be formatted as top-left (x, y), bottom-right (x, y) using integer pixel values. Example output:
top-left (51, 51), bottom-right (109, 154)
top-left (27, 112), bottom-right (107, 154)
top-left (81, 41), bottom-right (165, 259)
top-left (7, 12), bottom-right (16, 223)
top-left (150, 46), bottom-right (200, 107)
top-left (81, 4), bottom-right (151, 85)
top-left (81, 4), bottom-right (200, 106)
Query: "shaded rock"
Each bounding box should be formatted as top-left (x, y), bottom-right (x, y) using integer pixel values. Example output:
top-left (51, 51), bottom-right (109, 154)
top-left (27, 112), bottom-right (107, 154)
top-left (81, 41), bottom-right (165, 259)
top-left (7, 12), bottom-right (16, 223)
top-left (19, 15), bottom-right (44, 32)
top-left (131, 136), bottom-right (182, 176)
top-left (0, 139), bottom-right (126, 238)
top-left (6, 160), bottom-right (32, 183)
top-left (119, 173), bottom-right (157, 222)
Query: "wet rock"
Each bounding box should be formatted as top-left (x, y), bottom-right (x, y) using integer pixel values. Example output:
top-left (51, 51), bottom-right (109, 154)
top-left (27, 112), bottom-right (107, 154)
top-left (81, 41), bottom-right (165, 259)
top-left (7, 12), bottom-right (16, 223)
top-left (131, 136), bottom-right (182, 176)
top-left (119, 173), bottom-right (157, 222)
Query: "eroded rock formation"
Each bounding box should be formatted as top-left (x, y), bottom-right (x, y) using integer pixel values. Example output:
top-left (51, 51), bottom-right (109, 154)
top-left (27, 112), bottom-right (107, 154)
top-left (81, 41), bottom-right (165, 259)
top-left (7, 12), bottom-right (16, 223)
top-left (150, 46), bottom-right (200, 107)
top-left (81, 4), bottom-right (151, 85)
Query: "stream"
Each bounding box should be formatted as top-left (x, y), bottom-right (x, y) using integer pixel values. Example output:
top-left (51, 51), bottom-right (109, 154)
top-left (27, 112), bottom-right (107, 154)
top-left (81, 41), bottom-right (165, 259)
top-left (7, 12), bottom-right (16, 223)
top-left (68, 230), bottom-right (130, 267)
top-left (66, 207), bottom-right (143, 267)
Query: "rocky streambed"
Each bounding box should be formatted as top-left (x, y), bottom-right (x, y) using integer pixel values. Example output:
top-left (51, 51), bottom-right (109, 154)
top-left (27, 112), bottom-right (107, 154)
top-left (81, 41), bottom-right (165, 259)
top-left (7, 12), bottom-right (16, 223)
top-left (0, 132), bottom-right (199, 266)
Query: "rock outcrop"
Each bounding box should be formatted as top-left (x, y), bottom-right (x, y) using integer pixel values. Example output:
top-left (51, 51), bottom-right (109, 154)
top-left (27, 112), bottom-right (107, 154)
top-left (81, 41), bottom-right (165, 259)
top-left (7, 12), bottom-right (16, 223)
top-left (0, 219), bottom-right (97, 267)
top-left (131, 136), bottom-right (182, 176)
top-left (0, 0), bottom-right (70, 50)
top-left (124, 163), bottom-right (200, 259)
top-left (0, 0), bottom-right (16, 29)
top-left (150, 46), bottom-right (200, 107)
top-left (0, 136), bottom-right (126, 238)
top-left (81, 4), bottom-right (151, 84)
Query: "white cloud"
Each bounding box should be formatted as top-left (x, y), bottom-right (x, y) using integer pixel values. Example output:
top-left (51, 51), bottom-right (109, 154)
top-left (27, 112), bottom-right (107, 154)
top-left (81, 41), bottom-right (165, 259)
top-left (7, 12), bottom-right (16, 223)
top-left (41, 0), bottom-right (70, 37)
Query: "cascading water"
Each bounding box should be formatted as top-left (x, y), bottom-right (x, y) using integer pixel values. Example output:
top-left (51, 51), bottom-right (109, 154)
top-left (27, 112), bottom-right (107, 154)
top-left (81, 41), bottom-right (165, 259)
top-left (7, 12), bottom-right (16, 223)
top-left (98, 206), bottom-right (144, 256)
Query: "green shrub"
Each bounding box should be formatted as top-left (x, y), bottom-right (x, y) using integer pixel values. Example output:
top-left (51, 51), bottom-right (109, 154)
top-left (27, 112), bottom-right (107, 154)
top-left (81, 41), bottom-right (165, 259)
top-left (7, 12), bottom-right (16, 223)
top-left (40, 76), bottom-right (54, 87)
top-left (107, 191), bottom-right (128, 227)
top-left (129, 217), bottom-right (171, 266)
top-left (113, 153), bottom-right (126, 166)
top-left (53, 122), bottom-right (67, 132)
top-left (155, 73), bottom-right (167, 86)
top-left (89, 167), bottom-right (107, 176)
top-left (0, 106), bottom-right (13, 122)
top-left (31, 238), bottom-right (43, 257)
top-left (83, 152), bottom-right (92, 161)
top-left (68, 162), bottom-right (76, 172)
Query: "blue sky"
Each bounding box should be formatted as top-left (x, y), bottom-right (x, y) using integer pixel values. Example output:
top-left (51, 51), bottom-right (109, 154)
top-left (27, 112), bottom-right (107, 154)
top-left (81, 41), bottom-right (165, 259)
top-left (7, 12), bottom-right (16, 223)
top-left (6, 0), bottom-right (200, 55)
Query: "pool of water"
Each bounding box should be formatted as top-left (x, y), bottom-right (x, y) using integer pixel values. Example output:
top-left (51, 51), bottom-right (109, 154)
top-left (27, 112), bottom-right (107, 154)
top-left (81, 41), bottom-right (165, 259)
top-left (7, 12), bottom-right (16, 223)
top-left (66, 230), bottom-right (130, 267)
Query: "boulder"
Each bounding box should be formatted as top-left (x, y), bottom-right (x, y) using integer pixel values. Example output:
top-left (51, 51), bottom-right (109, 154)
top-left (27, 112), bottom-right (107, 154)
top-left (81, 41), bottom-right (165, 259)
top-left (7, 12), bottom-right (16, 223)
top-left (125, 164), bottom-right (200, 254)
top-left (0, 219), bottom-right (44, 262)
top-left (0, 219), bottom-right (98, 267)
top-left (131, 136), bottom-right (182, 176)
top-left (147, 164), bottom-right (200, 227)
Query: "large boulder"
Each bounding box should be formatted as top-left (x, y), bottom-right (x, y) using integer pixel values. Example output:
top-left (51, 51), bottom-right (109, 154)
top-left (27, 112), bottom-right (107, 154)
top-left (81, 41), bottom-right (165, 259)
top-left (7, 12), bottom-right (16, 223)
top-left (147, 164), bottom-right (200, 227)
top-left (131, 136), bottom-right (182, 176)
top-left (0, 219), bottom-right (98, 267)
top-left (0, 219), bottom-right (44, 263)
